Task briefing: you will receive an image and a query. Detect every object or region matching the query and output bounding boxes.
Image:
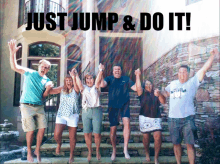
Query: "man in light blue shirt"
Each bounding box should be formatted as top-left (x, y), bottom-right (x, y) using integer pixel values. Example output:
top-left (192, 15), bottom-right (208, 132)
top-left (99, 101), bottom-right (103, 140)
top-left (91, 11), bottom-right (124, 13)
top-left (8, 39), bottom-right (53, 162)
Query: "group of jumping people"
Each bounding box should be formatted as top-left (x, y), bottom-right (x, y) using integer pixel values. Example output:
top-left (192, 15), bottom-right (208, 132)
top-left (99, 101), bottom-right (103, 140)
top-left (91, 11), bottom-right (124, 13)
top-left (8, 39), bottom-right (218, 164)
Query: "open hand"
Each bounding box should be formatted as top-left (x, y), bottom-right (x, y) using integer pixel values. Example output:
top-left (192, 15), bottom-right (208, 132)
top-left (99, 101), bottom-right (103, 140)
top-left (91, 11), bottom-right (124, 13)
top-left (8, 39), bottom-right (21, 55)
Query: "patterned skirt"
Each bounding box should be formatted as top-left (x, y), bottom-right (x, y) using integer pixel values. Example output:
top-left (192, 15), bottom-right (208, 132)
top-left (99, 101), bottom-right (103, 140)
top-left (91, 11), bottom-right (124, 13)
top-left (139, 115), bottom-right (162, 133)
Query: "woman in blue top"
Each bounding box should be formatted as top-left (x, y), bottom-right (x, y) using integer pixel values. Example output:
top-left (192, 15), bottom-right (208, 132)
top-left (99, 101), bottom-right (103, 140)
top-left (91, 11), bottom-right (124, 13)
top-left (44, 69), bottom-right (79, 163)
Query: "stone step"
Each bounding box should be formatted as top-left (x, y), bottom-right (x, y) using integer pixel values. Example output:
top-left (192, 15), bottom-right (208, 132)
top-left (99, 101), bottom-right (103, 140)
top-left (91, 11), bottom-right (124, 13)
top-left (100, 92), bottom-right (138, 97)
top-left (45, 113), bottom-right (168, 122)
top-left (5, 156), bottom-right (189, 164)
top-left (47, 131), bottom-right (171, 143)
top-left (74, 121), bottom-right (169, 132)
top-left (32, 143), bottom-right (182, 157)
top-left (100, 98), bottom-right (140, 106)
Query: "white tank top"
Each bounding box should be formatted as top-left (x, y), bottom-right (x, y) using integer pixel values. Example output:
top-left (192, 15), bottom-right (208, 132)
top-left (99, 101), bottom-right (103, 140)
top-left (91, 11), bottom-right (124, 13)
top-left (82, 85), bottom-right (100, 109)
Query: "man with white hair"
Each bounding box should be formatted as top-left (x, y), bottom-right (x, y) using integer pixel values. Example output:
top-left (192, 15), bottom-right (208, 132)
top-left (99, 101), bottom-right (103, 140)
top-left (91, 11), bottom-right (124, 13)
top-left (8, 39), bottom-right (53, 162)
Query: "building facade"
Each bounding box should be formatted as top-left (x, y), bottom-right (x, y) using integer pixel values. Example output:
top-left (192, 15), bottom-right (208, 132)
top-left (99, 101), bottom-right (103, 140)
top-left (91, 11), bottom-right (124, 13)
top-left (0, 0), bottom-right (219, 141)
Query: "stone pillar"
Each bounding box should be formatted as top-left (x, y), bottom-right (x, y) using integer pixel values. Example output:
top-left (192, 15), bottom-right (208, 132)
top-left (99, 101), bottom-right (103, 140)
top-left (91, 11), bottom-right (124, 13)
top-left (85, 0), bottom-right (95, 72)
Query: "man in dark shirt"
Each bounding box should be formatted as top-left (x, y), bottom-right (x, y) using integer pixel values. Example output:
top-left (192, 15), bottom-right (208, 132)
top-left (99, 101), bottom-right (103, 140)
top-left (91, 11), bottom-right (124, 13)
top-left (135, 68), bottom-right (166, 164)
top-left (99, 63), bottom-right (136, 160)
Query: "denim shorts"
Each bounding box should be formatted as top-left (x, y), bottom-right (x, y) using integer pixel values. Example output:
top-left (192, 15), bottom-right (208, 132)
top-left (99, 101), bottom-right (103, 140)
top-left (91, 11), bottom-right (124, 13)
top-left (82, 107), bottom-right (103, 134)
top-left (108, 100), bottom-right (130, 127)
top-left (168, 115), bottom-right (197, 145)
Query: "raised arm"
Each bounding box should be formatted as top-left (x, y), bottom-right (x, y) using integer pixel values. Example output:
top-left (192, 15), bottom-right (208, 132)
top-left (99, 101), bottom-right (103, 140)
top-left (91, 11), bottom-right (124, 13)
top-left (69, 69), bottom-right (80, 94)
top-left (98, 63), bottom-right (107, 88)
top-left (8, 39), bottom-right (26, 74)
top-left (198, 48), bottom-right (219, 82)
top-left (71, 68), bottom-right (84, 92)
top-left (134, 68), bottom-right (143, 96)
top-left (95, 63), bottom-right (105, 88)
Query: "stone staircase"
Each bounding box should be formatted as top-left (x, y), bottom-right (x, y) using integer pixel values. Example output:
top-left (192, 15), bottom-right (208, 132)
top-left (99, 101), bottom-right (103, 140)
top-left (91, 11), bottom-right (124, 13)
top-left (5, 92), bottom-right (189, 163)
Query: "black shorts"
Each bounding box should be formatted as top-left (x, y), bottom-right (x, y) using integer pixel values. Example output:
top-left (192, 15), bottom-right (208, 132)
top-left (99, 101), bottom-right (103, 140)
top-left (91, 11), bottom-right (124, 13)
top-left (108, 101), bottom-right (130, 127)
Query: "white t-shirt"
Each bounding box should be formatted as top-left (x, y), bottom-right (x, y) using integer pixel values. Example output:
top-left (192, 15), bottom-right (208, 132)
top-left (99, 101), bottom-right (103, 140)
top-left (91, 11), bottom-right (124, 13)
top-left (82, 85), bottom-right (100, 109)
top-left (165, 71), bottom-right (202, 118)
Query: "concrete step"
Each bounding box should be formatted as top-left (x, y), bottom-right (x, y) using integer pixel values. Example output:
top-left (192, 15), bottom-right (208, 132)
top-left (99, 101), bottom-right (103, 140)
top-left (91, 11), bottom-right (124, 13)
top-left (5, 156), bottom-right (189, 164)
top-left (47, 131), bottom-right (171, 143)
top-left (32, 143), bottom-right (182, 157)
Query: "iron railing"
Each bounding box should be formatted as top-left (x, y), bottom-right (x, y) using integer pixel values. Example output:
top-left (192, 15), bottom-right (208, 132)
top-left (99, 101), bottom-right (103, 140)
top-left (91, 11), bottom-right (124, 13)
top-left (24, 0), bottom-right (65, 26)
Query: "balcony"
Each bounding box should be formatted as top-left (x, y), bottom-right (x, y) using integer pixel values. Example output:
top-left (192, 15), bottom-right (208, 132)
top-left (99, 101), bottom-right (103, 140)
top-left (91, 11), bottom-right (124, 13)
top-left (18, 0), bottom-right (65, 27)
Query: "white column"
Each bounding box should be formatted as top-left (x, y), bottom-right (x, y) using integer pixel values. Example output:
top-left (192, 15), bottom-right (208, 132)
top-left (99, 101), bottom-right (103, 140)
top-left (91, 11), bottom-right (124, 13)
top-left (85, 0), bottom-right (95, 72)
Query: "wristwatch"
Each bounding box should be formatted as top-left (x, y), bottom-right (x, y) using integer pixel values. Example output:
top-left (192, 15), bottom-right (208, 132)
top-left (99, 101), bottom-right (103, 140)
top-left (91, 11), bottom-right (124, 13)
top-left (99, 69), bottom-right (104, 72)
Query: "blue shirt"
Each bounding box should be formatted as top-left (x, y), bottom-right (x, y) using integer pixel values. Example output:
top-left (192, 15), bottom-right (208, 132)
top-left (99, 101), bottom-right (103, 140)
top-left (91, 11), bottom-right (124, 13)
top-left (104, 76), bottom-right (134, 108)
top-left (20, 70), bottom-right (51, 105)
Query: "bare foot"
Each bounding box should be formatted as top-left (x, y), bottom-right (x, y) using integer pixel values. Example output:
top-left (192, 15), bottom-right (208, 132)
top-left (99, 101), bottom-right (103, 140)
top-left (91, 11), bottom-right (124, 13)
top-left (111, 151), bottom-right (116, 161)
top-left (69, 157), bottom-right (74, 163)
top-left (145, 153), bottom-right (150, 162)
top-left (34, 151), bottom-right (41, 162)
top-left (87, 153), bottom-right (92, 162)
top-left (96, 152), bottom-right (101, 160)
top-left (155, 158), bottom-right (159, 164)
top-left (124, 150), bottom-right (130, 159)
top-left (56, 145), bottom-right (61, 155)
top-left (27, 153), bottom-right (34, 163)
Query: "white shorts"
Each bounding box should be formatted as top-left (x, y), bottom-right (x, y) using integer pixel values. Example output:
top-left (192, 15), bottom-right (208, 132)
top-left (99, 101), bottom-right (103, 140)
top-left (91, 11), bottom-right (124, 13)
top-left (139, 115), bottom-right (162, 133)
top-left (56, 114), bottom-right (79, 127)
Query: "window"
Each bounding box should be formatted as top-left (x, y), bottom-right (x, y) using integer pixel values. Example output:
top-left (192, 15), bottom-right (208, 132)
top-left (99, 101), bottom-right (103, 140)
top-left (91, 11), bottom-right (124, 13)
top-left (18, 0), bottom-right (25, 28)
top-left (68, 0), bottom-right (82, 27)
top-left (67, 44), bottom-right (82, 74)
top-left (29, 42), bottom-right (60, 57)
top-left (13, 44), bottom-right (22, 106)
top-left (28, 42), bottom-right (61, 86)
top-left (23, 0), bottom-right (65, 25)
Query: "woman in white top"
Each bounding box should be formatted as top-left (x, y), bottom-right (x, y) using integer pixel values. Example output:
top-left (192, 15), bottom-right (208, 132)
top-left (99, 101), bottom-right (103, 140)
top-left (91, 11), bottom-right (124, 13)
top-left (73, 67), bottom-right (103, 161)
top-left (44, 69), bottom-right (79, 163)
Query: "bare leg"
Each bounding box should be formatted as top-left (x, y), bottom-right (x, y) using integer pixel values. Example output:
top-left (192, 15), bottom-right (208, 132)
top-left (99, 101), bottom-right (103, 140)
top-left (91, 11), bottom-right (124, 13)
top-left (94, 133), bottom-right (101, 160)
top-left (142, 133), bottom-right (151, 162)
top-left (26, 131), bottom-right (34, 162)
top-left (84, 133), bottom-right (92, 161)
top-left (173, 144), bottom-right (182, 164)
top-left (54, 124), bottom-right (66, 155)
top-left (68, 127), bottom-right (77, 163)
top-left (34, 128), bottom-right (45, 162)
top-left (153, 131), bottom-right (162, 164)
top-left (110, 126), bottom-right (117, 161)
top-left (122, 117), bottom-right (130, 159)
top-left (186, 144), bottom-right (195, 164)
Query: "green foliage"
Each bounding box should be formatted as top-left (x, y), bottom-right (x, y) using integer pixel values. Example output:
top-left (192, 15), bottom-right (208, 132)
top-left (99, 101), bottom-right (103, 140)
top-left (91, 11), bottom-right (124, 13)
top-left (29, 43), bottom-right (60, 57)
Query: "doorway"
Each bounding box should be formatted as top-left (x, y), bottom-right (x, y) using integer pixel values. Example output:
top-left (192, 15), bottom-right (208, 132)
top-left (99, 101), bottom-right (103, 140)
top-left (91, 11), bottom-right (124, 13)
top-left (99, 37), bottom-right (143, 91)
